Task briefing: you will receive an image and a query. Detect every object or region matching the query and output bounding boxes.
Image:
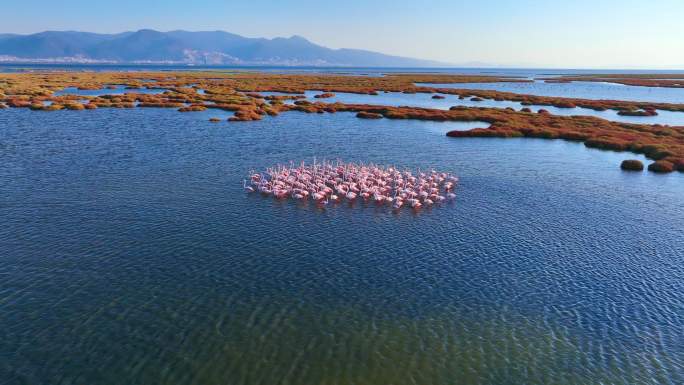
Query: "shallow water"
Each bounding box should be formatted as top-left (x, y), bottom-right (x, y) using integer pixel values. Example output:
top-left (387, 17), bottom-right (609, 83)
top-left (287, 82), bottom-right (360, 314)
top-left (1, 108), bottom-right (683, 384)
top-left (420, 80), bottom-right (684, 104)
top-left (303, 91), bottom-right (684, 126)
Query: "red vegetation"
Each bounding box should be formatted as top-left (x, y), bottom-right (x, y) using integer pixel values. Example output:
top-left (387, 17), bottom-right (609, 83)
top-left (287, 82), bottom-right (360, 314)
top-left (557, 131), bottom-right (590, 141)
top-left (585, 137), bottom-right (629, 152)
top-left (6, 70), bottom-right (684, 113)
top-left (648, 160), bottom-right (675, 173)
top-left (7, 99), bottom-right (31, 108)
top-left (178, 105), bottom-right (207, 112)
top-left (674, 160), bottom-right (684, 172)
top-left (356, 111), bottom-right (383, 119)
top-left (2, 70), bottom-right (683, 174)
top-left (265, 94), bottom-right (306, 103)
top-left (314, 92), bottom-right (335, 99)
top-left (77, 85), bottom-right (101, 90)
top-left (620, 160), bottom-right (644, 171)
top-left (65, 103), bottom-right (86, 110)
top-left (229, 109), bottom-right (263, 122)
top-left (446, 128), bottom-right (493, 137)
top-left (553, 101), bottom-right (577, 109)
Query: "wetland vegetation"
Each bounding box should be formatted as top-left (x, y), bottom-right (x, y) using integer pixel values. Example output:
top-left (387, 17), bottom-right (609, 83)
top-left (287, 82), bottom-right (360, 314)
top-left (2, 71), bottom-right (683, 173)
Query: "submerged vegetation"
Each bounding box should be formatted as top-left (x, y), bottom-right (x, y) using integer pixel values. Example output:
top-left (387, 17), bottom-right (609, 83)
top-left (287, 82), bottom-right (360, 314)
top-left (1, 71), bottom-right (683, 173)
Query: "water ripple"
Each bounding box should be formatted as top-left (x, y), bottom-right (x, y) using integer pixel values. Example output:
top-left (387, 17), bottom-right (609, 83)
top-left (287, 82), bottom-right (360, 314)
top-left (0, 108), bottom-right (682, 384)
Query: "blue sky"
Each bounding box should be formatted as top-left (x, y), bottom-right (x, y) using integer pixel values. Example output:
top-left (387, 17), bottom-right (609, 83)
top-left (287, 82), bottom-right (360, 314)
top-left (3, 0), bottom-right (684, 68)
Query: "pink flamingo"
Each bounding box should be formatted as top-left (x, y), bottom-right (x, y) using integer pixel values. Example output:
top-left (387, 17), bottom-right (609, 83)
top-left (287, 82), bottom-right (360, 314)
top-left (245, 159), bottom-right (458, 212)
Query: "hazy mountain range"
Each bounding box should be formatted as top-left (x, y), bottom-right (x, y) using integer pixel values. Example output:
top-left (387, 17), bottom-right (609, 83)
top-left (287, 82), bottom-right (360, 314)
top-left (0, 29), bottom-right (446, 67)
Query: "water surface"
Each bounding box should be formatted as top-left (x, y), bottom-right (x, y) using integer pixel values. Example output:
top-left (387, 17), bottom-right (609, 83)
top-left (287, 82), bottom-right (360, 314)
top-left (0, 108), bottom-right (682, 384)
top-left (420, 80), bottom-right (684, 104)
top-left (302, 91), bottom-right (684, 125)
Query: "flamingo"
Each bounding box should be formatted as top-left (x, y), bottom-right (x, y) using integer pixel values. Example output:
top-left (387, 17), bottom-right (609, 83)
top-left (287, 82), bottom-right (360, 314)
top-left (244, 159), bottom-right (458, 211)
top-left (312, 191), bottom-right (325, 201)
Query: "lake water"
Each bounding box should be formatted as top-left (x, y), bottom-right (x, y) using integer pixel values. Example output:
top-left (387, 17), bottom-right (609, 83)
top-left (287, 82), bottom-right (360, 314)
top-left (301, 91), bottom-right (684, 126)
top-left (1, 107), bottom-right (682, 384)
top-left (420, 80), bottom-right (684, 104)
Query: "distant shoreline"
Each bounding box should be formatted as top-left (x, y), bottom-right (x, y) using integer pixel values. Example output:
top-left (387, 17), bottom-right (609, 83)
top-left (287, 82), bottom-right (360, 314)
top-left (2, 63), bottom-right (684, 76)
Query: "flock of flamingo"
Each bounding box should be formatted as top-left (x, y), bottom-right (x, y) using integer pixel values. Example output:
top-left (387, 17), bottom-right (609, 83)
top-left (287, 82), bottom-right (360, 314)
top-left (244, 160), bottom-right (458, 210)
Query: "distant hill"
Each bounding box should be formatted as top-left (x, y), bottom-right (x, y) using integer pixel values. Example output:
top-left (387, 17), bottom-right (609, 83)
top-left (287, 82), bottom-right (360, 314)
top-left (0, 29), bottom-right (446, 67)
